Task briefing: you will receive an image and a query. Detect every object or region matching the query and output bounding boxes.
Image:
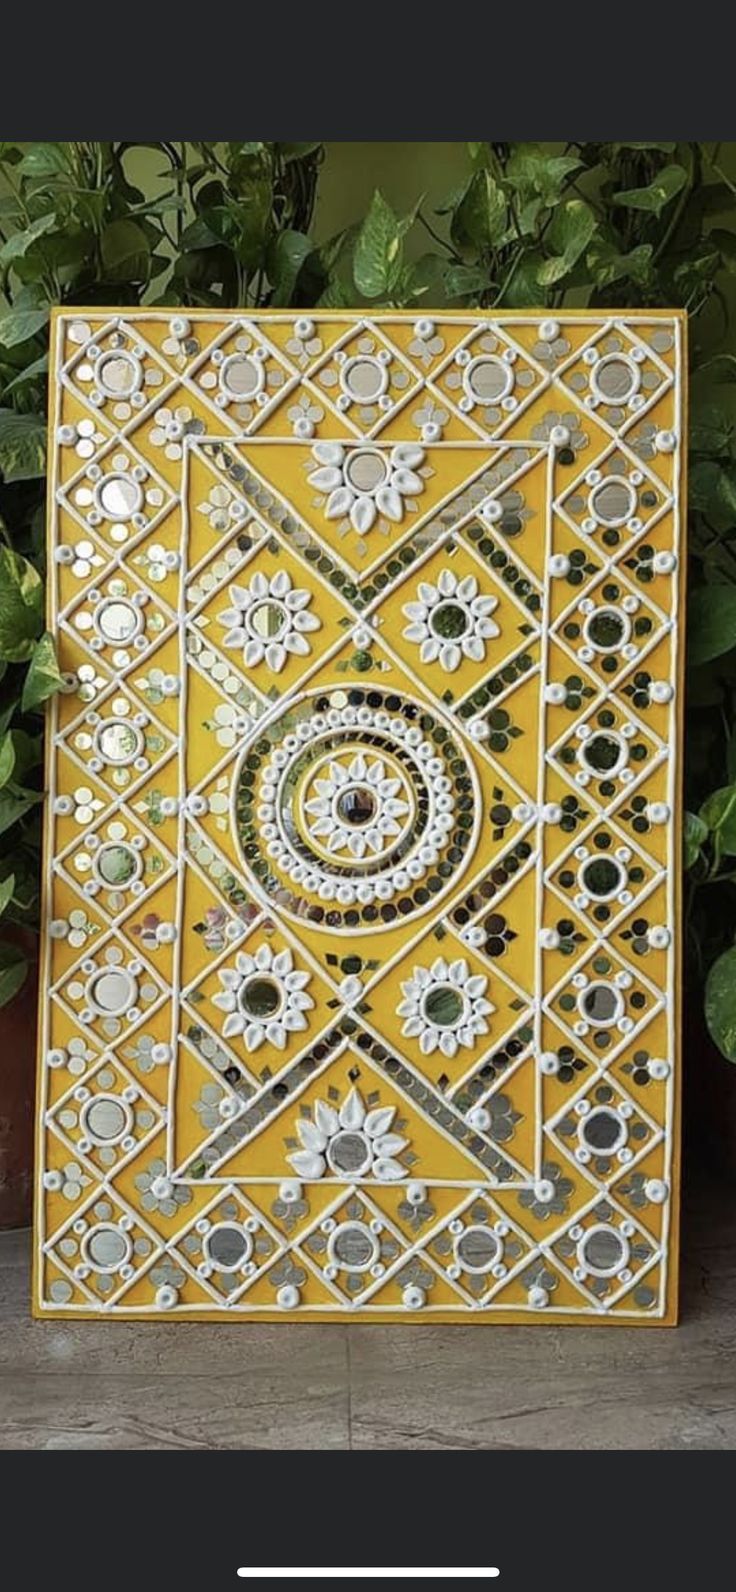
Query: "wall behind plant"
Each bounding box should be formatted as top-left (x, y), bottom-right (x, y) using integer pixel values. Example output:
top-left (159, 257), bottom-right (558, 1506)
top-left (2, 140), bottom-right (736, 1069)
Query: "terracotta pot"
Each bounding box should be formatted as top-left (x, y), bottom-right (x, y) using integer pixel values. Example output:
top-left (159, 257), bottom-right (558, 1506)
top-left (0, 934), bottom-right (39, 1230)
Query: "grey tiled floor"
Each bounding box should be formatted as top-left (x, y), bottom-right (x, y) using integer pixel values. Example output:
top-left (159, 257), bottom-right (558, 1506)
top-left (1, 1175), bottom-right (735, 1449)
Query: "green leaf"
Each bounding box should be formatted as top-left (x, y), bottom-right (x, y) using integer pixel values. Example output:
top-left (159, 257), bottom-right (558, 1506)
top-left (266, 228), bottom-right (311, 306)
top-left (100, 218), bottom-right (150, 283)
top-left (689, 586), bottom-right (736, 666)
top-left (684, 811), bottom-right (708, 869)
top-left (0, 733), bottom-right (15, 789)
top-left (615, 142), bottom-right (676, 152)
top-left (689, 458), bottom-right (736, 524)
top-left (451, 170), bottom-right (507, 251)
top-left (689, 403), bottom-right (733, 457)
top-left (506, 144), bottom-right (581, 204)
top-left (0, 874), bottom-right (15, 918)
top-left (0, 407), bottom-right (46, 482)
top-left (0, 305), bottom-right (49, 349)
top-left (21, 631), bottom-right (64, 713)
top-left (0, 213), bottom-right (57, 269)
top-left (706, 946), bottom-right (736, 1061)
top-left (0, 786), bottom-right (43, 838)
top-left (0, 941), bottom-right (27, 1008)
top-left (537, 200), bottom-right (596, 286)
top-left (0, 545), bottom-right (44, 660)
top-left (353, 191), bottom-right (403, 299)
top-left (443, 263), bottom-right (490, 299)
top-left (2, 353), bottom-right (48, 399)
top-left (613, 163), bottom-right (688, 216)
top-left (587, 240), bottom-right (653, 288)
top-left (700, 786), bottom-right (736, 854)
top-left (18, 142), bottom-right (71, 178)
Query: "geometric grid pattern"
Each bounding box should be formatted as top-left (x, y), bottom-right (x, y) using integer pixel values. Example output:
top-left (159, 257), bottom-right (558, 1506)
top-left (35, 308), bottom-right (685, 1321)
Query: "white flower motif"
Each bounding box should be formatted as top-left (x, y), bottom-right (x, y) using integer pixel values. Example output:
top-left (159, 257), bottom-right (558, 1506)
top-left (287, 1087), bottom-right (409, 1182)
top-left (210, 703), bottom-right (252, 749)
top-left (211, 942), bottom-right (313, 1051)
top-left (304, 752), bottom-right (410, 859)
top-left (218, 570), bottom-right (320, 673)
top-left (307, 441), bottom-right (426, 535)
top-left (402, 568), bottom-right (500, 673)
top-left (397, 956), bottom-right (494, 1058)
top-left (149, 404), bottom-right (204, 461)
top-left (69, 540), bottom-right (106, 580)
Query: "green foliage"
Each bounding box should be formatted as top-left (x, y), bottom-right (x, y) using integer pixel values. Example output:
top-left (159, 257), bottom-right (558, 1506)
top-left (0, 138), bottom-right (735, 1060)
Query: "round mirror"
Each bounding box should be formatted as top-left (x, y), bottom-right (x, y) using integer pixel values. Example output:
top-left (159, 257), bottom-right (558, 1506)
top-left (578, 1224), bottom-right (629, 1277)
top-left (464, 355), bottom-right (512, 405)
top-left (85, 1224), bottom-right (131, 1271)
top-left (326, 1130), bottom-right (372, 1176)
top-left (455, 1225), bottom-right (501, 1274)
top-left (95, 598), bottom-right (141, 644)
top-left (205, 1223), bottom-right (252, 1272)
top-left (220, 353), bottom-right (263, 400)
top-left (591, 354), bottom-right (639, 405)
top-left (578, 981), bottom-right (623, 1027)
top-left (588, 477), bottom-right (636, 528)
top-left (579, 1106), bottom-right (627, 1154)
top-left (239, 976), bottom-right (282, 1021)
top-left (95, 350), bottom-right (141, 398)
top-left (584, 608), bottom-right (629, 652)
top-left (430, 602), bottom-right (470, 640)
top-left (422, 985), bottom-right (465, 1028)
top-left (341, 357), bottom-right (385, 403)
top-left (580, 732), bottom-right (627, 777)
top-left (95, 842), bottom-right (140, 888)
top-left (579, 856), bottom-right (625, 900)
top-left (329, 1221), bottom-right (378, 1272)
top-left (82, 1095), bottom-right (131, 1144)
top-left (248, 601), bottom-right (287, 641)
top-left (344, 451), bottom-right (388, 494)
top-left (95, 720), bottom-right (144, 765)
top-left (87, 967), bottom-right (137, 1016)
top-left (335, 786), bottom-right (377, 828)
top-left (96, 474), bottom-right (143, 522)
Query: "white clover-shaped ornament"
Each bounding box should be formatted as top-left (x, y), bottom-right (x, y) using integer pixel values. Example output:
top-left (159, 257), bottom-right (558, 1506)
top-left (211, 942), bottom-right (313, 1051)
top-left (397, 956), bottom-right (494, 1058)
top-left (402, 568), bottom-right (500, 673)
top-left (304, 752), bottom-right (410, 859)
top-left (218, 569), bottom-right (320, 673)
top-left (307, 441), bottom-right (425, 534)
top-left (287, 1087), bottom-right (409, 1181)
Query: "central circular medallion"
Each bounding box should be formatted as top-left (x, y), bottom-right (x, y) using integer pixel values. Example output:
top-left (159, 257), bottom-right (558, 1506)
top-left (234, 685), bottom-right (481, 933)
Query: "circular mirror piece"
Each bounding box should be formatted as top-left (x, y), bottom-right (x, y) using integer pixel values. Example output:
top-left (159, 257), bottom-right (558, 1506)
top-left (205, 1223), bottom-right (253, 1272)
top-left (96, 474), bottom-right (143, 522)
top-left (578, 1224), bottom-right (629, 1277)
top-left (455, 1224), bottom-right (501, 1274)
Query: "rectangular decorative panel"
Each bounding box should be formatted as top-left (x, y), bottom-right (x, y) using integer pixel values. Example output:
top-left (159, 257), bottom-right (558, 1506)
top-left (35, 308), bottom-right (685, 1322)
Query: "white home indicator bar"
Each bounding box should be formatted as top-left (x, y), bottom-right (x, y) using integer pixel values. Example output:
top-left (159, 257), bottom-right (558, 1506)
top-left (237, 1572), bottom-right (500, 1580)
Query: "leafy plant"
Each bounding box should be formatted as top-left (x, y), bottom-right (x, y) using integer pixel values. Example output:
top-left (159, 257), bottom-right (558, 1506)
top-left (1, 139), bottom-right (736, 1070)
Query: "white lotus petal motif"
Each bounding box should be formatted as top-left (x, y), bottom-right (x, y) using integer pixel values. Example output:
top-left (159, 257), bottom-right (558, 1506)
top-left (373, 1157), bottom-right (406, 1181)
top-left (339, 1087), bottom-right (366, 1130)
top-left (391, 443), bottom-right (425, 470)
top-left (297, 1119), bottom-right (327, 1153)
top-left (325, 486), bottom-right (355, 520)
top-left (312, 441), bottom-right (345, 466)
top-left (364, 1106), bottom-right (396, 1139)
top-left (351, 494), bottom-right (377, 535)
top-left (375, 485), bottom-right (404, 523)
top-left (308, 465), bottom-right (343, 492)
top-left (372, 1133), bottom-right (407, 1158)
top-left (314, 1100), bottom-right (339, 1137)
top-left (288, 1150), bottom-right (326, 1179)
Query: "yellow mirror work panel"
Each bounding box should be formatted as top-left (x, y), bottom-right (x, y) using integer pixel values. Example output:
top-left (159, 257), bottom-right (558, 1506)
top-left (35, 308), bottom-right (685, 1323)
